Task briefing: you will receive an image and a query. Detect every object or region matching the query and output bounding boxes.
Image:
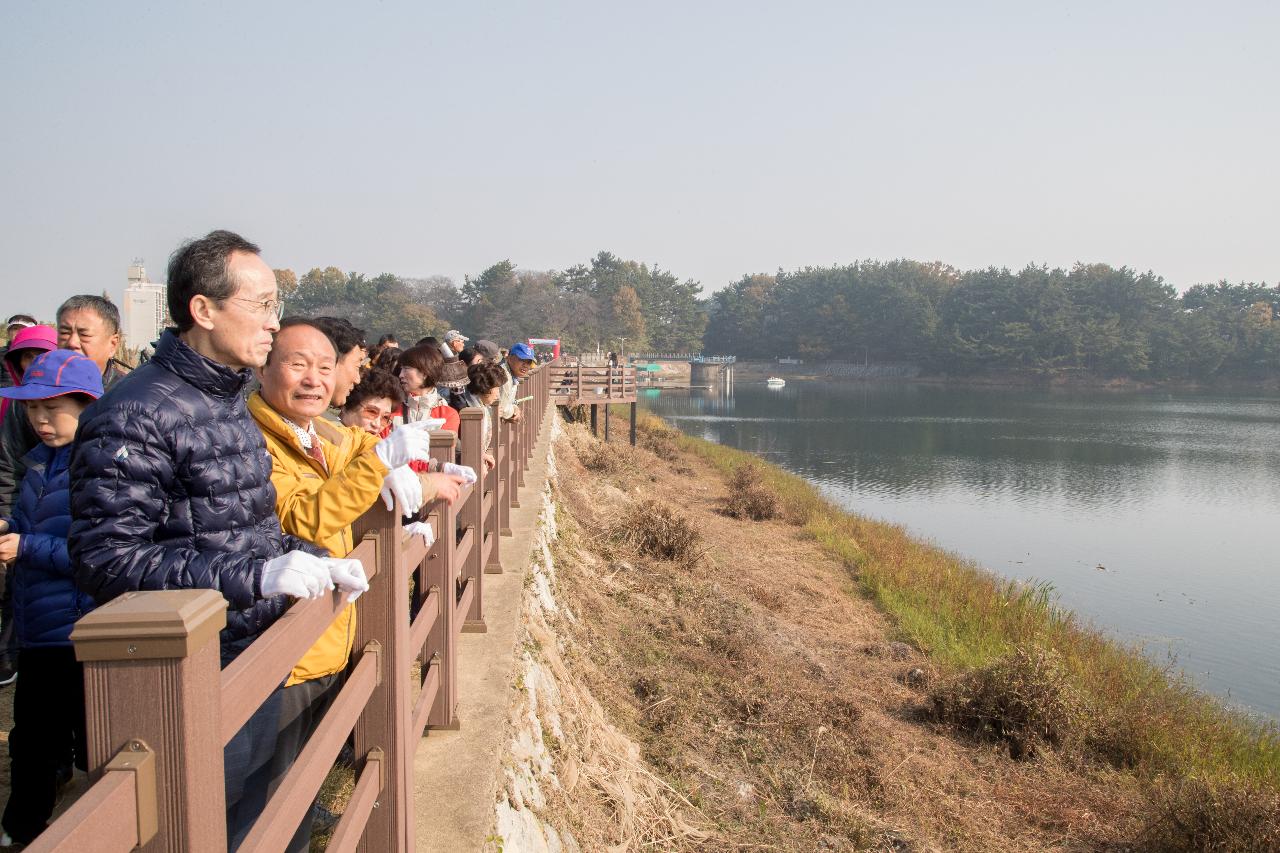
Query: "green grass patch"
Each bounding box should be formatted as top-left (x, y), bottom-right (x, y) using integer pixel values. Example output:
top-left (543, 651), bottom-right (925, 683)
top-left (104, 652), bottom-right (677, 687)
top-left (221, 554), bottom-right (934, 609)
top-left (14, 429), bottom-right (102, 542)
top-left (632, 411), bottom-right (1280, 791)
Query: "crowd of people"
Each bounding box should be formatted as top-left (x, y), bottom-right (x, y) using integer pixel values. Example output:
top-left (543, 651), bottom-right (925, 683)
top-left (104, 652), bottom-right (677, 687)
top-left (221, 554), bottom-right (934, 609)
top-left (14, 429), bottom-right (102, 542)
top-left (0, 229), bottom-right (542, 849)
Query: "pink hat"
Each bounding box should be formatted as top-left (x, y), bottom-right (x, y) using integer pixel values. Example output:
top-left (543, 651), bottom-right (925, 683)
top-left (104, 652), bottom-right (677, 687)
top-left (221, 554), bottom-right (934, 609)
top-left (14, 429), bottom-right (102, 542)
top-left (4, 325), bottom-right (57, 381)
top-left (2, 324), bottom-right (59, 419)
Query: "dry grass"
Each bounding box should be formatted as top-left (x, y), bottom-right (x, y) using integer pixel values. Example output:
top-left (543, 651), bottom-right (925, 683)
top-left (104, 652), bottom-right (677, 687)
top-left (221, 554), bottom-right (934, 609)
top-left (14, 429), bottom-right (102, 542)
top-left (1139, 774), bottom-right (1280, 851)
top-left (606, 411), bottom-right (1280, 850)
top-left (577, 439), bottom-right (629, 474)
top-left (723, 462), bottom-right (780, 521)
top-left (538, 417), bottom-right (1145, 851)
top-left (929, 646), bottom-right (1087, 760)
top-left (616, 499), bottom-right (704, 565)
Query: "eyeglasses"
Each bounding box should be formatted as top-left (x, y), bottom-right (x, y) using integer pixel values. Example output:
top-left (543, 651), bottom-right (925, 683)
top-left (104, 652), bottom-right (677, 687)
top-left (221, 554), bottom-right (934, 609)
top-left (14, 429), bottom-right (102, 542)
top-left (361, 406), bottom-right (394, 426)
top-left (225, 296), bottom-right (286, 319)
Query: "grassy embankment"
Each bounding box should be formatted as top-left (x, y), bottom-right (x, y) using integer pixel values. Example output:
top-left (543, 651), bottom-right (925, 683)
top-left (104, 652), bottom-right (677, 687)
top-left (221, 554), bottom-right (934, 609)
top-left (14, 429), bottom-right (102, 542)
top-left (620, 407), bottom-right (1280, 795)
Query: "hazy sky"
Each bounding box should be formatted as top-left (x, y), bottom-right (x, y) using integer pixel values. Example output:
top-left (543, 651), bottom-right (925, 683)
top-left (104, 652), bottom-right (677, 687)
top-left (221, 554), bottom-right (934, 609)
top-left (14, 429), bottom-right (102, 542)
top-left (1, 1), bottom-right (1276, 321)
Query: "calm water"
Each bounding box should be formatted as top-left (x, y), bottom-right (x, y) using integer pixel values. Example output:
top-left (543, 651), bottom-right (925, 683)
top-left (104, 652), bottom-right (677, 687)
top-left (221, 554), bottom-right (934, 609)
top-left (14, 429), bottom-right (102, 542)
top-left (643, 381), bottom-right (1280, 719)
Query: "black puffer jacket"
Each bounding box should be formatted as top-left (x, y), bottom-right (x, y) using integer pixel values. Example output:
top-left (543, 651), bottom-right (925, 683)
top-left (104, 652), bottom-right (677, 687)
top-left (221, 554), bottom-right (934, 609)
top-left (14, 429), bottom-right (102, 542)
top-left (69, 330), bottom-right (322, 665)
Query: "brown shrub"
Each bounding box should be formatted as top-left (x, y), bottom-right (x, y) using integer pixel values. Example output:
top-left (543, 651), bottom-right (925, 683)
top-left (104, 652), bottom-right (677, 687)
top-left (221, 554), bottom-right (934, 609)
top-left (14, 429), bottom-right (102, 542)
top-left (1139, 775), bottom-right (1280, 852)
top-left (578, 440), bottom-right (625, 474)
top-left (618, 499), bottom-right (703, 564)
top-left (929, 646), bottom-right (1085, 760)
top-left (640, 426), bottom-right (682, 461)
top-left (724, 463), bottom-right (780, 521)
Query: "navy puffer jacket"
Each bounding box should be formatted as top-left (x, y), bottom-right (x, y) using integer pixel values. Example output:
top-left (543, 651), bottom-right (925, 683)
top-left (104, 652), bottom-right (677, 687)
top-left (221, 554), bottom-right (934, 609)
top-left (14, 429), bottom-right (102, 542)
top-left (6, 443), bottom-right (96, 647)
top-left (69, 330), bottom-right (322, 665)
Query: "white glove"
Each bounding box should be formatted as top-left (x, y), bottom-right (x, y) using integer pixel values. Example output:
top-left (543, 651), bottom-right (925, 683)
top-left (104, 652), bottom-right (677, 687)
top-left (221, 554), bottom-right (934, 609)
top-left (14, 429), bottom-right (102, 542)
top-left (260, 551), bottom-right (334, 600)
top-left (325, 557), bottom-right (370, 604)
top-left (441, 462), bottom-right (477, 486)
top-left (374, 421), bottom-right (434, 469)
top-left (404, 521), bottom-right (435, 547)
top-left (380, 465), bottom-right (424, 515)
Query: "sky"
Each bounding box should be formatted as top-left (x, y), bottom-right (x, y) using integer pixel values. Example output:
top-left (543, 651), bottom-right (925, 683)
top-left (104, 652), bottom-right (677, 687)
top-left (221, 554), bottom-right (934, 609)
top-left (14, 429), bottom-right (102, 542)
top-left (1, 1), bottom-right (1276, 322)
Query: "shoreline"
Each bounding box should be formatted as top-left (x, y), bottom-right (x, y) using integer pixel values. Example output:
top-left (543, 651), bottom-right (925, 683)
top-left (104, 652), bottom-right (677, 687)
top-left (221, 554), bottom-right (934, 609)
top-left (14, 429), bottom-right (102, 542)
top-left (730, 360), bottom-right (1280, 392)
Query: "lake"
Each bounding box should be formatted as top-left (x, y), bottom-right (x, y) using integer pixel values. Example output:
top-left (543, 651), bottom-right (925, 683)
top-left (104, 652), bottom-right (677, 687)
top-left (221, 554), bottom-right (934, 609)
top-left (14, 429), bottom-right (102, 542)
top-left (642, 380), bottom-right (1280, 720)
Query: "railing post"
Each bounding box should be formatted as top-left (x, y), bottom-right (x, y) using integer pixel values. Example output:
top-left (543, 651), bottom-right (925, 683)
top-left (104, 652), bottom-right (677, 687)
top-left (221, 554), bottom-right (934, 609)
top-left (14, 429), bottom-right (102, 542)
top-left (496, 402), bottom-right (512, 537)
top-left (458, 408), bottom-right (486, 631)
top-left (516, 394), bottom-right (528, 489)
top-left (484, 403), bottom-right (504, 572)
top-left (507, 405), bottom-right (522, 509)
top-left (351, 501), bottom-right (413, 852)
top-left (427, 431), bottom-right (460, 729)
top-left (72, 589), bottom-right (228, 851)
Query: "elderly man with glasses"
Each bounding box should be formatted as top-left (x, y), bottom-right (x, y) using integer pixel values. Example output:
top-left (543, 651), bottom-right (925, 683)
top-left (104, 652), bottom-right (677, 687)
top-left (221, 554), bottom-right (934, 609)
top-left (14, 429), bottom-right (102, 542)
top-left (67, 230), bottom-right (360, 849)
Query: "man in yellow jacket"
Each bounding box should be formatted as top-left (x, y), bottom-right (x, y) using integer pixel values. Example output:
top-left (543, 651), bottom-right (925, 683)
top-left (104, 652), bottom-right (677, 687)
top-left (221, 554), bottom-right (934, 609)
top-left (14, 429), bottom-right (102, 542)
top-left (250, 318), bottom-right (465, 851)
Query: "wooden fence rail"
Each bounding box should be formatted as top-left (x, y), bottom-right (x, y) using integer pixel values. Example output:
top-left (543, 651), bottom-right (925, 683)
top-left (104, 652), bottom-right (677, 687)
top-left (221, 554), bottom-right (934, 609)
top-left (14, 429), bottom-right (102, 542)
top-left (36, 360), bottom-right (556, 852)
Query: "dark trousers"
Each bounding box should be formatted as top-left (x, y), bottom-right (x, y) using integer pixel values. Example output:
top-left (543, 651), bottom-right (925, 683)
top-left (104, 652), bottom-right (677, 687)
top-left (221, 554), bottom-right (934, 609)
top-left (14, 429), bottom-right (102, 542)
top-left (0, 569), bottom-right (18, 672)
top-left (267, 672), bottom-right (342, 853)
top-left (1, 646), bottom-right (86, 844)
top-left (225, 684), bottom-right (284, 851)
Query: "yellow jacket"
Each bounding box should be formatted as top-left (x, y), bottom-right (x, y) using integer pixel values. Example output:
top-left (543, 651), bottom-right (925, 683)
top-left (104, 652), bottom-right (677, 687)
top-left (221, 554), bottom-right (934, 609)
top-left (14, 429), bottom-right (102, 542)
top-left (248, 392), bottom-right (390, 686)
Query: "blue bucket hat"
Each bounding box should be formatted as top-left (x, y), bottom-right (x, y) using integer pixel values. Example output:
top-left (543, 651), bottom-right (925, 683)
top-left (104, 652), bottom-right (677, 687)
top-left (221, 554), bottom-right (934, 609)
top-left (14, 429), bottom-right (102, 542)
top-left (509, 342), bottom-right (536, 362)
top-left (0, 349), bottom-right (104, 401)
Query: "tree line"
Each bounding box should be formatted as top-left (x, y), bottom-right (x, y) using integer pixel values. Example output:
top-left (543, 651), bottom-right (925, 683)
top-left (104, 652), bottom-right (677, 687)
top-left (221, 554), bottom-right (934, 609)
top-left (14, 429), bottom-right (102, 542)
top-left (273, 250), bottom-right (707, 354)
top-left (273, 252), bottom-right (1279, 381)
top-left (704, 261), bottom-right (1280, 380)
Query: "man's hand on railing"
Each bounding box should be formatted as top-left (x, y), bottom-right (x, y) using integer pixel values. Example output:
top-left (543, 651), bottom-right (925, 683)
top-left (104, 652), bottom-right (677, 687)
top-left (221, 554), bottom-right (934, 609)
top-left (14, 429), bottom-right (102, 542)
top-left (441, 462), bottom-right (477, 486)
top-left (381, 466), bottom-right (424, 515)
top-left (421, 472), bottom-right (466, 506)
top-left (324, 557), bottom-right (370, 603)
top-left (260, 550), bottom-right (335, 600)
top-left (404, 521), bottom-right (435, 547)
top-left (374, 419), bottom-right (437, 469)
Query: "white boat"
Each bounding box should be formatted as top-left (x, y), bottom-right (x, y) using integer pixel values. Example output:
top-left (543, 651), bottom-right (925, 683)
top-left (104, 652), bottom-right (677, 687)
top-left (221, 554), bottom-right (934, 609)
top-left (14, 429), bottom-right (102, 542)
top-left (766, 377), bottom-right (786, 387)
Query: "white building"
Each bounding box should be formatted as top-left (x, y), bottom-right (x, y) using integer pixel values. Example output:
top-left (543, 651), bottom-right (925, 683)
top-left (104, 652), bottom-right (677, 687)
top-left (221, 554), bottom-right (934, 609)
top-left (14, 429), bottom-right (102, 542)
top-left (122, 259), bottom-right (167, 352)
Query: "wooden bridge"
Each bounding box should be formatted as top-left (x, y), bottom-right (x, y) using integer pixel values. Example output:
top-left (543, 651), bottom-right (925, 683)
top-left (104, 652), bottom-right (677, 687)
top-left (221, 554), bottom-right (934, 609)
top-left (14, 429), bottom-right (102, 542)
top-left (547, 356), bottom-right (639, 444)
top-left (30, 362), bottom-right (557, 852)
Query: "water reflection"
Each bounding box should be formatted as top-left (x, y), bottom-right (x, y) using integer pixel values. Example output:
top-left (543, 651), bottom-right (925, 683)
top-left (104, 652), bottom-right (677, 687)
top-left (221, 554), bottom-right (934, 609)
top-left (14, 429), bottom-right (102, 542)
top-left (645, 381), bottom-right (1280, 719)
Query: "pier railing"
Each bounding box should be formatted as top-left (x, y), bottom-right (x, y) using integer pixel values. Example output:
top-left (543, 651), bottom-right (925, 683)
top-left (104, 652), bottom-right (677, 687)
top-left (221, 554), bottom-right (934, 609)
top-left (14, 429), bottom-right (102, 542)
top-left (30, 360), bottom-right (554, 852)
top-left (547, 357), bottom-right (638, 444)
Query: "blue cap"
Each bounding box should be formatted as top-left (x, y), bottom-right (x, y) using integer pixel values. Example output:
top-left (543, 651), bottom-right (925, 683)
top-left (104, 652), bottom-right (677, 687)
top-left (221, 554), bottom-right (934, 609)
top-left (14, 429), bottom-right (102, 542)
top-left (509, 342), bottom-right (536, 362)
top-left (0, 349), bottom-right (104, 401)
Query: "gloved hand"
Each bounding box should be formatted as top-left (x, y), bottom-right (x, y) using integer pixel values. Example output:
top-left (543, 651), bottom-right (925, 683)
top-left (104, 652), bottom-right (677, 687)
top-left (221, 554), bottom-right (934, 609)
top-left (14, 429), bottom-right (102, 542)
top-left (441, 462), bottom-right (477, 486)
top-left (380, 465), bottom-right (424, 515)
top-left (261, 550), bottom-right (334, 600)
top-left (374, 420), bottom-right (434, 469)
top-left (404, 521), bottom-right (435, 547)
top-left (324, 558), bottom-right (370, 604)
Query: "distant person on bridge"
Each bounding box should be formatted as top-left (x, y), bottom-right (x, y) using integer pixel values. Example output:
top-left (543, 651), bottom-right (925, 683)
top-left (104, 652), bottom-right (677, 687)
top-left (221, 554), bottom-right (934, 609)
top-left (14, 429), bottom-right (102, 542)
top-left (498, 342), bottom-right (537, 423)
top-left (473, 338), bottom-right (501, 364)
top-left (369, 333), bottom-right (398, 365)
top-left (66, 230), bottom-right (359, 848)
top-left (248, 318), bottom-right (453, 851)
top-left (310, 317), bottom-right (367, 417)
top-left (440, 328), bottom-right (468, 359)
top-left (449, 361), bottom-right (507, 471)
top-left (0, 315), bottom-right (37, 390)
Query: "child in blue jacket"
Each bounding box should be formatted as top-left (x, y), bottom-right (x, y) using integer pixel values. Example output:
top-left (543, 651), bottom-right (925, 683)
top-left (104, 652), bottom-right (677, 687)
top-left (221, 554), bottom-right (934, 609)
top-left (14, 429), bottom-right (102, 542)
top-left (0, 349), bottom-right (103, 846)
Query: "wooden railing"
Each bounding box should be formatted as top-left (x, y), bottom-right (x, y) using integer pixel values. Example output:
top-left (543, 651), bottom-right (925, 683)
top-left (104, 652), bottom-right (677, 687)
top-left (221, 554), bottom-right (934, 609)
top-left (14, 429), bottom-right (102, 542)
top-left (548, 358), bottom-right (637, 444)
top-left (31, 360), bottom-right (555, 852)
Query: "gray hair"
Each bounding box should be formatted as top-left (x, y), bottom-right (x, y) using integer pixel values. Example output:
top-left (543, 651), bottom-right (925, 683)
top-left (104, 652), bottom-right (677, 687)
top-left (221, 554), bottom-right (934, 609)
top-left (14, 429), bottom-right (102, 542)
top-left (57, 295), bottom-right (121, 334)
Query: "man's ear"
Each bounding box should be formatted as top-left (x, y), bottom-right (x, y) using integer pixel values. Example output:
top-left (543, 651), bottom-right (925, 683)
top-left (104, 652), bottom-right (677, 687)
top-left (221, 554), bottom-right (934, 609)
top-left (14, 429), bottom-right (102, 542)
top-left (188, 295), bottom-right (219, 331)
